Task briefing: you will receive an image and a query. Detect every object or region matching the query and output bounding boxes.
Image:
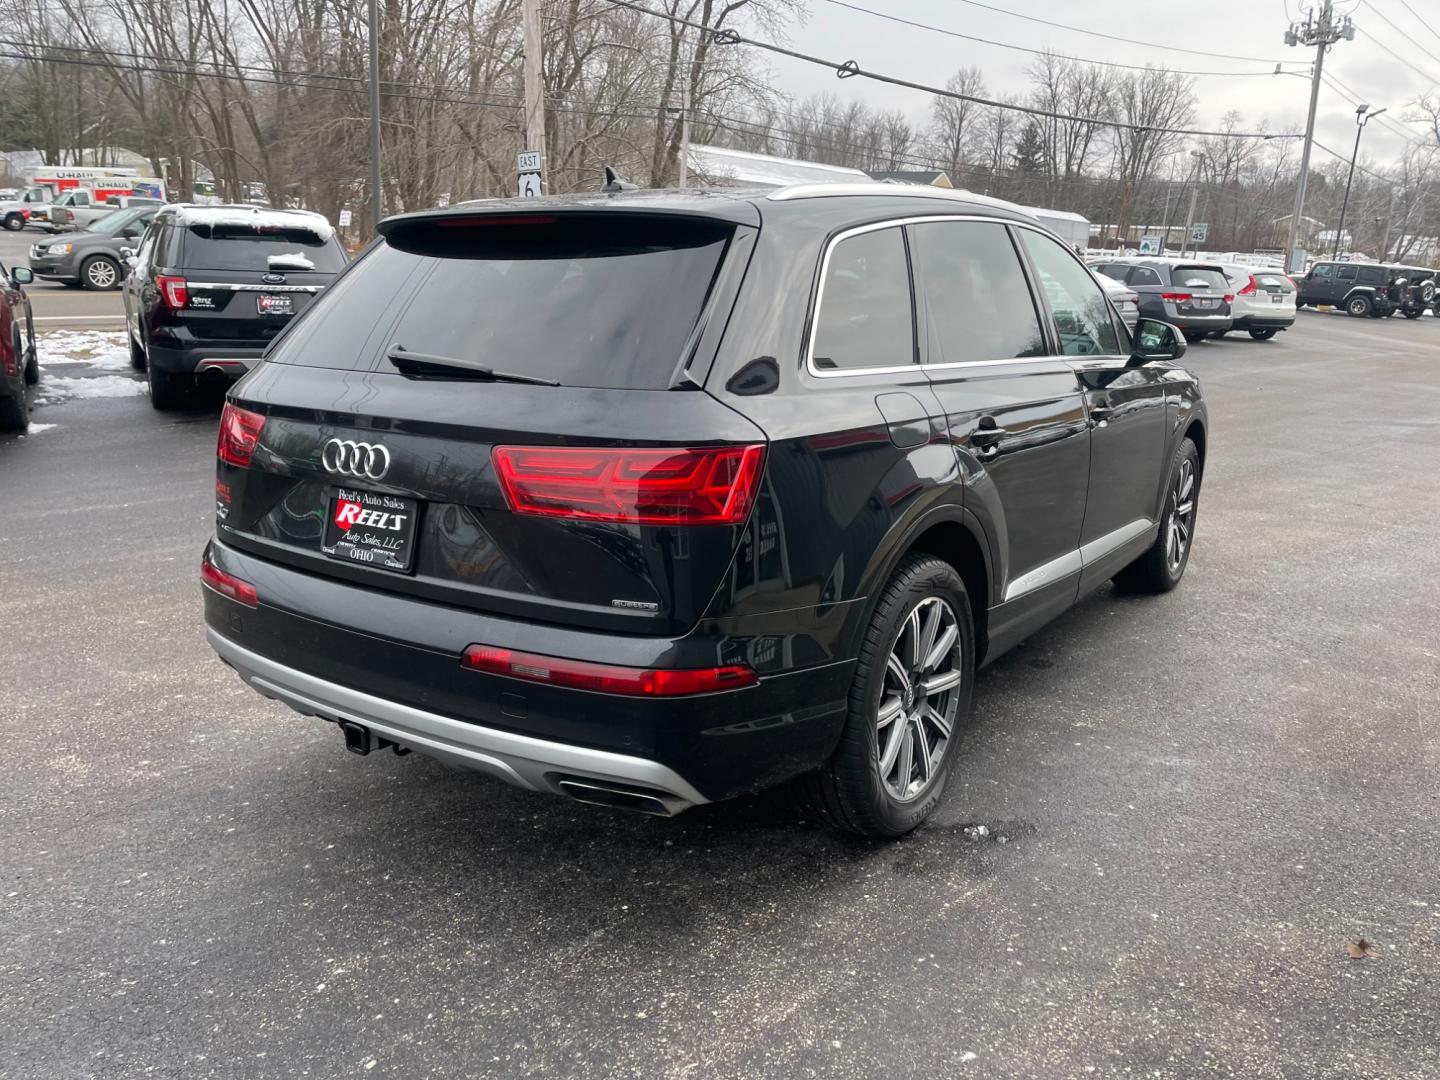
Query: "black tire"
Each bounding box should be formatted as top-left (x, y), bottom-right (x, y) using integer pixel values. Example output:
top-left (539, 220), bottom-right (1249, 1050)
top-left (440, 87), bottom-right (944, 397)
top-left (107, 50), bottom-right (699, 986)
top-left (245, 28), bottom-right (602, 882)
top-left (80, 254), bottom-right (121, 291)
top-left (794, 554), bottom-right (975, 838)
top-left (1182, 331), bottom-right (1205, 343)
top-left (1115, 437), bottom-right (1201, 594)
top-left (1208, 329), bottom-right (1228, 339)
top-left (0, 386), bottom-right (28, 432)
top-left (23, 336), bottom-right (39, 385)
top-left (147, 363), bottom-right (189, 410)
top-left (1403, 308), bottom-right (1422, 319)
top-left (1248, 329), bottom-right (1277, 340)
top-left (128, 332), bottom-right (147, 371)
top-left (1346, 295), bottom-right (1372, 318)
top-left (2, 213), bottom-right (23, 232)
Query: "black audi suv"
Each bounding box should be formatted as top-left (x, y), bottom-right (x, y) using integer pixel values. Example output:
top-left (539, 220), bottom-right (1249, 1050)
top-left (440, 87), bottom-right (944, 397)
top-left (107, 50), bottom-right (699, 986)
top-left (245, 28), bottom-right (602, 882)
top-left (202, 185), bottom-right (1207, 837)
top-left (123, 204), bottom-right (347, 408)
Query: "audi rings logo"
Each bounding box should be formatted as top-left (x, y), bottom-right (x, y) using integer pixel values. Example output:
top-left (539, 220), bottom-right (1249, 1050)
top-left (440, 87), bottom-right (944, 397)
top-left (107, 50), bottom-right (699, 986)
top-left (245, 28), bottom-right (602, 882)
top-left (321, 438), bottom-right (391, 480)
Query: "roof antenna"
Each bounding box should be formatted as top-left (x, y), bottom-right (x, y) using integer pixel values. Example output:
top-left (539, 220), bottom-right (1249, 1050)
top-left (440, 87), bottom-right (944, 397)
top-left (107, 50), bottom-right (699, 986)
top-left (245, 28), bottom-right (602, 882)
top-left (602, 166), bottom-right (637, 193)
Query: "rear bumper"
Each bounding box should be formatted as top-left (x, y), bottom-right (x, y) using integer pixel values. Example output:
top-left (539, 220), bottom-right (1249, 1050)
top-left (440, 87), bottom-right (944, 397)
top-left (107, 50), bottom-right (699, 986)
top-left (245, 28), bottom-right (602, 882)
top-left (202, 539), bottom-right (852, 805)
top-left (147, 342), bottom-right (265, 376)
top-left (1230, 313), bottom-right (1295, 331)
top-left (209, 629), bottom-right (711, 813)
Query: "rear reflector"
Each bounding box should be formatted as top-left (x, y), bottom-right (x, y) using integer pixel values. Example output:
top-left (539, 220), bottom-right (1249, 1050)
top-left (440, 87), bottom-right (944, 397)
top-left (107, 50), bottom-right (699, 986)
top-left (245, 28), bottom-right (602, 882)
top-left (156, 274), bottom-right (188, 309)
top-left (201, 552), bottom-right (258, 607)
top-left (217, 403), bottom-right (265, 468)
top-left (493, 444), bottom-right (766, 526)
top-left (461, 644), bottom-right (756, 697)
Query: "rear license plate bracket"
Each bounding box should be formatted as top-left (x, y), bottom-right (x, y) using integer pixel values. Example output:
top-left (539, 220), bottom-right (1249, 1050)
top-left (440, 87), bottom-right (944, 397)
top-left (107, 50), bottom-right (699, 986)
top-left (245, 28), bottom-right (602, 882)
top-left (322, 487), bottom-right (420, 573)
top-left (257, 293), bottom-right (294, 316)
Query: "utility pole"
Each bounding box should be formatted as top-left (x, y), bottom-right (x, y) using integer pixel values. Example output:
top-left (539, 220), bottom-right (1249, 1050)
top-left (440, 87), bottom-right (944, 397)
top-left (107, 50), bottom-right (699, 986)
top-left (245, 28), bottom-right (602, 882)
top-left (1180, 151), bottom-right (1205, 257)
top-left (678, 57), bottom-right (691, 189)
top-left (1334, 104), bottom-right (1385, 259)
top-left (1379, 187), bottom-right (1399, 261)
top-left (367, 0), bottom-right (382, 229)
top-left (521, 0), bottom-right (546, 193)
top-left (1283, 0), bottom-right (1354, 273)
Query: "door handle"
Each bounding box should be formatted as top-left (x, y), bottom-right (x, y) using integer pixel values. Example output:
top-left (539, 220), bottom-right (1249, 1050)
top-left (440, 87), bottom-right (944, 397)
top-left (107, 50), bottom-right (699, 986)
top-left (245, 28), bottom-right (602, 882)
top-left (970, 420), bottom-right (1008, 448)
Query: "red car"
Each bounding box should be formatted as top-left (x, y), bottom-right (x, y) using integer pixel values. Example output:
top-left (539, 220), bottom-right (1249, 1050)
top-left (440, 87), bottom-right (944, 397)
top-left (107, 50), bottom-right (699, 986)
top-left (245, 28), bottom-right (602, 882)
top-left (0, 262), bottom-right (38, 432)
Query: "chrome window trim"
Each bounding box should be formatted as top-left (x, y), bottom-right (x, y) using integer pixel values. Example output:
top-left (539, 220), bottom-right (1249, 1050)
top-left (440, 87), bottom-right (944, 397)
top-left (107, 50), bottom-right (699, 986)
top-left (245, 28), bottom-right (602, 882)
top-left (1003, 518), bottom-right (1155, 602)
top-left (804, 214), bottom-right (1087, 380)
top-left (187, 281), bottom-right (323, 294)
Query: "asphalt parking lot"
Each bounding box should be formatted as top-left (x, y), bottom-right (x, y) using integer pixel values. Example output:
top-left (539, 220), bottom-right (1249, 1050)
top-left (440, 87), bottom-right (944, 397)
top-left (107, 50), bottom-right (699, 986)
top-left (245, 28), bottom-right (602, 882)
top-left (2, 313), bottom-right (1438, 1079)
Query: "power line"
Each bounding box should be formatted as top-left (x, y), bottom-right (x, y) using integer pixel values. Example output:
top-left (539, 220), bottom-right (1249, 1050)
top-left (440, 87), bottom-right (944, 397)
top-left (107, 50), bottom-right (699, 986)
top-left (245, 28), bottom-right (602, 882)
top-left (938, 0), bottom-right (1293, 64)
top-left (1396, 0), bottom-right (1440, 47)
top-left (1361, 0), bottom-right (1440, 71)
top-left (1319, 72), bottom-right (1426, 144)
top-left (817, 0), bottom-right (1305, 78)
top-left (601, 0), bottom-right (1302, 141)
top-left (1355, 27), bottom-right (1440, 87)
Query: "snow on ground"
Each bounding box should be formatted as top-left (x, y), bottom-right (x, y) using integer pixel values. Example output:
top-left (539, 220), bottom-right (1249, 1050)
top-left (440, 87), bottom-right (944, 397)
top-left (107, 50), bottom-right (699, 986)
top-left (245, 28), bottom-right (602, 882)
top-left (19, 423), bottom-right (57, 435)
top-left (38, 330), bottom-right (132, 371)
top-left (34, 374), bottom-right (145, 403)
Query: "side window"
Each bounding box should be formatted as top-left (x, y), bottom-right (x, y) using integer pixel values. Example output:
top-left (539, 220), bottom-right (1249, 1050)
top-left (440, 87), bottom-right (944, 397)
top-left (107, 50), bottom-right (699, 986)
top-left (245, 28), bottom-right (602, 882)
top-left (157, 223), bottom-right (185, 267)
top-left (811, 226), bottom-right (915, 371)
top-left (1336, 265), bottom-right (1357, 281)
top-left (1020, 230), bottom-right (1121, 357)
top-left (1358, 266), bottom-right (1386, 284)
top-left (1127, 266), bottom-right (1162, 287)
top-left (909, 220), bottom-right (1045, 365)
top-left (133, 225), bottom-right (159, 272)
top-left (75, 191), bottom-right (90, 206)
top-left (1311, 264), bottom-right (1334, 278)
top-left (1096, 264), bottom-right (1130, 282)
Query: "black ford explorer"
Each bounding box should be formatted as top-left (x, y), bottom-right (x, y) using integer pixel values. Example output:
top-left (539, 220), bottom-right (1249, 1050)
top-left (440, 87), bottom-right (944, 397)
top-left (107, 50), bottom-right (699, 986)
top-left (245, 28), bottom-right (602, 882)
top-left (123, 204), bottom-right (346, 409)
top-left (202, 185), bottom-right (1207, 837)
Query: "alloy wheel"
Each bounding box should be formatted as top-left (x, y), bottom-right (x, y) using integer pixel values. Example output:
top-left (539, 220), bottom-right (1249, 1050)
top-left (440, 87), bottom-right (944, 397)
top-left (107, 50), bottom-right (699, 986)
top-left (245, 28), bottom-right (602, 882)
top-left (86, 259), bottom-right (118, 289)
top-left (1165, 457), bottom-right (1197, 574)
top-left (875, 596), bottom-right (963, 802)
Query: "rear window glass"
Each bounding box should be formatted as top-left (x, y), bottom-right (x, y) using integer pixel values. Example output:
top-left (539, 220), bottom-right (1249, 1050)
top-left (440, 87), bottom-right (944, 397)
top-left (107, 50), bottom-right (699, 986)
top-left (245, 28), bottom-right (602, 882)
top-left (271, 213), bottom-right (732, 389)
top-left (1254, 273), bottom-right (1293, 291)
top-left (1171, 266), bottom-right (1228, 291)
top-left (181, 223), bottom-right (346, 273)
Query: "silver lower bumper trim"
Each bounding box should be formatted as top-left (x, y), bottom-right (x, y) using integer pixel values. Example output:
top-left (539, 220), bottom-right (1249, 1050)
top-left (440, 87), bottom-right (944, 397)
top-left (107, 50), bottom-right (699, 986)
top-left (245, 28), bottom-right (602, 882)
top-left (207, 629), bottom-right (708, 811)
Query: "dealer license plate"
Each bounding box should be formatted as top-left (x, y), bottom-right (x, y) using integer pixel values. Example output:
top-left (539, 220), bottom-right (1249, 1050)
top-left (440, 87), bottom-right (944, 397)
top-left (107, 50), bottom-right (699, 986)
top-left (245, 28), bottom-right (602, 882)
top-left (257, 293), bottom-right (294, 316)
top-left (321, 488), bottom-right (419, 573)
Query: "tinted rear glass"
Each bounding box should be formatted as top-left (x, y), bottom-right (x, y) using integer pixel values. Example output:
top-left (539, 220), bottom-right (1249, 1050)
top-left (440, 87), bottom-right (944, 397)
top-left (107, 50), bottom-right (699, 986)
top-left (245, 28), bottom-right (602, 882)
top-left (271, 213), bottom-right (732, 389)
top-left (181, 223), bottom-right (346, 273)
top-left (1254, 273), bottom-right (1293, 292)
top-left (1171, 266), bottom-right (1228, 291)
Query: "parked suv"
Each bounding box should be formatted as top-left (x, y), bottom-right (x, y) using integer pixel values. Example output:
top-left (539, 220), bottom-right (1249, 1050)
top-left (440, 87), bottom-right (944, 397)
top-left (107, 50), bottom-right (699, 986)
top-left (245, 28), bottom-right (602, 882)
top-left (1297, 259), bottom-right (1437, 318)
top-left (123, 204), bottom-right (346, 409)
top-left (0, 261), bottom-right (37, 432)
top-left (202, 186), bottom-right (1207, 837)
top-left (1089, 257), bottom-right (1233, 341)
top-left (1213, 264), bottom-right (1297, 340)
top-left (28, 205), bottom-right (158, 289)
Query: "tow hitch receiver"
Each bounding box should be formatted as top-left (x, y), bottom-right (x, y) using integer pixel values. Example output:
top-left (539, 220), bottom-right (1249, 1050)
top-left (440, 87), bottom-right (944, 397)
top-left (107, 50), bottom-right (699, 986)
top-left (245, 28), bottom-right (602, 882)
top-left (338, 719), bottom-right (377, 755)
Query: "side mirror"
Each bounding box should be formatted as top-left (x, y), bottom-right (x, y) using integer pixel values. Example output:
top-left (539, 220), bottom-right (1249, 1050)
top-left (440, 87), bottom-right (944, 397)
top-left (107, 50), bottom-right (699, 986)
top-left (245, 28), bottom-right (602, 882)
top-left (1132, 318), bottom-right (1186, 364)
top-left (11, 266), bottom-right (33, 285)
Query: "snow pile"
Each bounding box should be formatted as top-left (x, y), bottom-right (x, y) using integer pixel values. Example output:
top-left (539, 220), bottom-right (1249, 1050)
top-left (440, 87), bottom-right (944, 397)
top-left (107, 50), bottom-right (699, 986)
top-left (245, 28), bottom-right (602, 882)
top-left (36, 374), bottom-right (145, 401)
top-left (21, 422), bottom-right (57, 435)
top-left (37, 329), bottom-right (131, 371)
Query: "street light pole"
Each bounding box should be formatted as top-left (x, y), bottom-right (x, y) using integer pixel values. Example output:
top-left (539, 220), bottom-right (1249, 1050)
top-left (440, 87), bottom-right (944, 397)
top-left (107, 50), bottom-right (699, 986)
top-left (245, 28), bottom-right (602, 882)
top-left (1334, 104), bottom-right (1385, 259)
top-left (1283, 0), bottom-right (1354, 273)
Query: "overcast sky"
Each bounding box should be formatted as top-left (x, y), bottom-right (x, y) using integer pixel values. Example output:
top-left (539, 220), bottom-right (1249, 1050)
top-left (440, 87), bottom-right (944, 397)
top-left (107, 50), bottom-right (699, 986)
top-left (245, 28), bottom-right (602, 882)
top-left (760, 0), bottom-right (1436, 169)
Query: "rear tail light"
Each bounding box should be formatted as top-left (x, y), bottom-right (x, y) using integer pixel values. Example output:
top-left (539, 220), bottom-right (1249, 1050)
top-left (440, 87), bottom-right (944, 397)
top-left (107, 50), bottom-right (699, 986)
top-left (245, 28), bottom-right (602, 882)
top-left (156, 274), bottom-right (188, 309)
top-left (1160, 292), bottom-right (1192, 302)
top-left (201, 551), bottom-right (258, 607)
top-left (1237, 276), bottom-right (1257, 296)
top-left (461, 644), bottom-right (756, 697)
top-left (1223, 293), bottom-right (1235, 303)
top-left (493, 444), bottom-right (766, 526)
top-left (217, 402), bottom-right (265, 468)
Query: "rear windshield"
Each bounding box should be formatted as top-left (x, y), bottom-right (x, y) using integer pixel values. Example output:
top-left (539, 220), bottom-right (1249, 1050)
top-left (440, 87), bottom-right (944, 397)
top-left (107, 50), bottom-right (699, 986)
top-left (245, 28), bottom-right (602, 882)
top-left (181, 223), bottom-right (346, 273)
top-left (1254, 273), bottom-right (1294, 292)
top-left (1171, 266), bottom-right (1229, 291)
top-left (270, 213), bottom-right (732, 390)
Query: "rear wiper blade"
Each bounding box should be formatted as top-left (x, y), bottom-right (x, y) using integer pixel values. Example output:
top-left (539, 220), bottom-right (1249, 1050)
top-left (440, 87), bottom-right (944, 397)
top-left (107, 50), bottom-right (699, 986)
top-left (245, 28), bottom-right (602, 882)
top-left (385, 345), bottom-right (559, 386)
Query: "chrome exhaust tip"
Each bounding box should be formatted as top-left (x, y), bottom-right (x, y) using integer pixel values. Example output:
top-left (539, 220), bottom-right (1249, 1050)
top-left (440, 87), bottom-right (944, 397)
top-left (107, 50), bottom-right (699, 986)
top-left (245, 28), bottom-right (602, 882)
top-left (555, 776), bottom-right (687, 817)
